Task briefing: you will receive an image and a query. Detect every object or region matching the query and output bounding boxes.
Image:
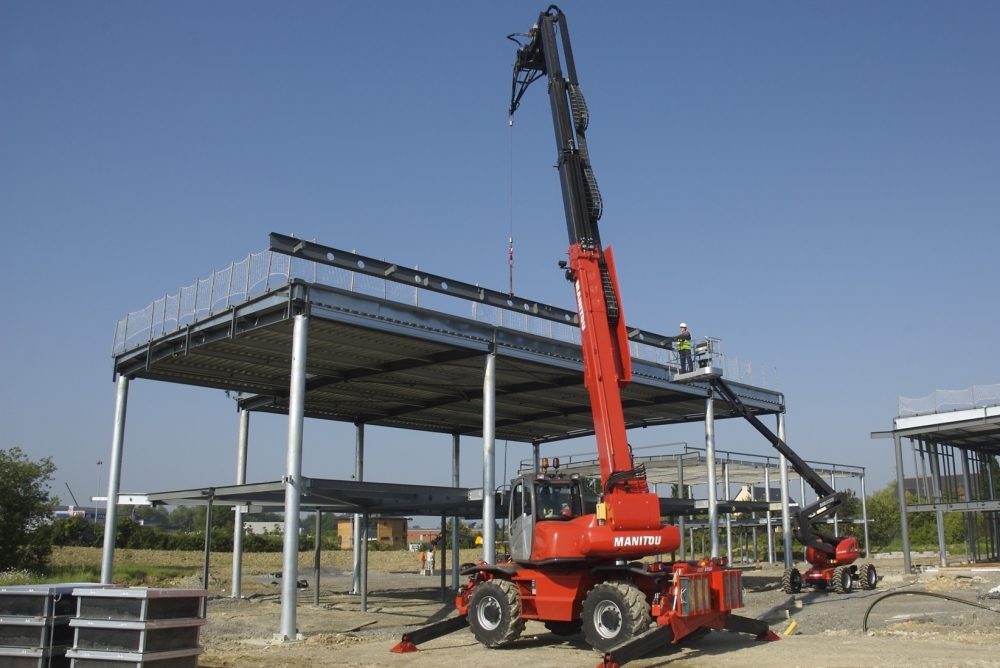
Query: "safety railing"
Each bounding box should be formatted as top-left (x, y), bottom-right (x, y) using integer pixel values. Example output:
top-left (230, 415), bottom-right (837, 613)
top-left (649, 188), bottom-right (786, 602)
top-left (111, 250), bottom-right (775, 390)
top-left (898, 383), bottom-right (1000, 417)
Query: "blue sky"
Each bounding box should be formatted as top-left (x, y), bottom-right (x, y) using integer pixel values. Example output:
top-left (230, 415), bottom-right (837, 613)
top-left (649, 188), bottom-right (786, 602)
top-left (2, 2), bottom-right (998, 519)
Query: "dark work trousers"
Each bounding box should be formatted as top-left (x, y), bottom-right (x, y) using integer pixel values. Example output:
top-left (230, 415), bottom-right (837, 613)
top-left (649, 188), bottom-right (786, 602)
top-left (679, 350), bottom-right (693, 373)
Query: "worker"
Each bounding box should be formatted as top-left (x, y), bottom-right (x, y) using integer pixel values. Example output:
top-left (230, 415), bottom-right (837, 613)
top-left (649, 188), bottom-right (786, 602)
top-left (676, 323), bottom-right (693, 373)
top-left (418, 549), bottom-right (426, 575)
top-left (538, 487), bottom-right (558, 519)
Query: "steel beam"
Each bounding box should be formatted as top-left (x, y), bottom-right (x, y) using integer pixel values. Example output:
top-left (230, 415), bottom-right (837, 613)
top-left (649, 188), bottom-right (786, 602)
top-left (101, 376), bottom-right (129, 584)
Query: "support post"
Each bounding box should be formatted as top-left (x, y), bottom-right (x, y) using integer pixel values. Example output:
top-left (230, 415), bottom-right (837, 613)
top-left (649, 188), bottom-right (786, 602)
top-left (764, 464), bottom-right (774, 564)
top-left (533, 441), bottom-right (541, 474)
top-left (201, 490), bottom-right (214, 618)
top-left (482, 352), bottom-right (497, 565)
top-left (961, 449), bottom-right (974, 563)
top-left (830, 471), bottom-right (839, 537)
top-left (724, 461), bottom-right (732, 565)
top-left (202, 490), bottom-right (214, 591)
top-left (778, 414), bottom-right (793, 569)
top-left (452, 433), bottom-right (460, 591)
top-left (313, 510), bottom-right (322, 607)
top-left (928, 441), bottom-right (948, 567)
top-left (860, 472), bottom-right (870, 559)
top-left (705, 395), bottom-right (719, 558)
top-left (232, 409), bottom-right (249, 598)
top-left (440, 513), bottom-right (447, 601)
top-left (360, 511), bottom-right (369, 612)
top-left (893, 433), bottom-right (912, 574)
top-left (101, 375), bottom-right (129, 584)
top-left (352, 423), bottom-right (365, 595)
top-left (278, 313), bottom-right (308, 641)
top-left (676, 455), bottom-right (685, 559)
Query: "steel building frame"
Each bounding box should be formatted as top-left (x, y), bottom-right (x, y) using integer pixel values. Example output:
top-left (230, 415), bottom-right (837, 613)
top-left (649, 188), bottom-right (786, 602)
top-left (101, 236), bottom-right (787, 641)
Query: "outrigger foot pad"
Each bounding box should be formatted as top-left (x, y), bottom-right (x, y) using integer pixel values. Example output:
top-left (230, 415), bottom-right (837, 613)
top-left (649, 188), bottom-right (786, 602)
top-left (389, 614), bottom-right (468, 653)
top-left (756, 630), bottom-right (781, 641)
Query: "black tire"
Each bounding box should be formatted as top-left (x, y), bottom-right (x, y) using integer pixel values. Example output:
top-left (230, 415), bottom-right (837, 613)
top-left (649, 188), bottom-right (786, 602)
top-left (833, 565), bottom-right (853, 594)
top-left (782, 568), bottom-right (802, 594)
top-left (467, 579), bottom-right (525, 647)
top-left (581, 581), bottom-right (652, 652)
top-left (544, 620), bottom-right (583, 636)
top-left (859, 563), bottom-right (877, 590)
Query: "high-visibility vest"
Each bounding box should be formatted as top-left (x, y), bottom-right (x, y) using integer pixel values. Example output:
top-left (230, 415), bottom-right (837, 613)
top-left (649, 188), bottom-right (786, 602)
top-left (676, 336), bottom-right (691, 352)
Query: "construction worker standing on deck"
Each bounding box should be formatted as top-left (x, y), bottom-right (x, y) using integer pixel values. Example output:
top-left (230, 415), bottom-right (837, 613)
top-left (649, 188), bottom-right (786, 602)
top-left (676, 323), bottom-right (693, 373)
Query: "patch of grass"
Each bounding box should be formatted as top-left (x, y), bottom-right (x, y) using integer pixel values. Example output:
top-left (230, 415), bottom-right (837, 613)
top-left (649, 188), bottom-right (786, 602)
top-left (1, 564), bottom-right (198, 586)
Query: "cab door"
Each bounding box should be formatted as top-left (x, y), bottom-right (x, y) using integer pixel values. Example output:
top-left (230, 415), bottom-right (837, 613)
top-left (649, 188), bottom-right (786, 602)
top-left (508, 478), bottom-right (534, 561)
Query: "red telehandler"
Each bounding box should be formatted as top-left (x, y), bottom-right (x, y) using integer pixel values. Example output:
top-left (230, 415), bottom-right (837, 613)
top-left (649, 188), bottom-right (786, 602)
top-left (393, 7), bottom-right (778, 666)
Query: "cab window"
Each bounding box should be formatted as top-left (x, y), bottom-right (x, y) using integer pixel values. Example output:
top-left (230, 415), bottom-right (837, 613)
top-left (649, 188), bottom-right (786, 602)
top-left (535, 482), bottom-right (581, 521)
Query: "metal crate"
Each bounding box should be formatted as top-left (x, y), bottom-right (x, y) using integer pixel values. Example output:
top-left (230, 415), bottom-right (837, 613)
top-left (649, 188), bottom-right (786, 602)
top-left (70, 619), bottom-right (205, 654)
top-left (0, 619), bottom-right (74, 650)
top-left (0, 645), bottom-right (70, 668)
top-left (0, 585), bottom-right (111, 620)
top-left (65, 646), bottom-right (202, 668)
top-left (71, 591), bottom-right (205, 624)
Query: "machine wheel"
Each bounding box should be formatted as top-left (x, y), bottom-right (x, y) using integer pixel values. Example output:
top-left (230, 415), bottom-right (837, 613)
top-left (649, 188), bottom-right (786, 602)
top-left (581, 581), bottom-right (652, 652)
top-left (544, 620), bottom-right (583, 636)
top-left (782, 568), bottom-right (802, 594)
top-left (833, 566), bottom-right (854, 594)
top-left (859, 563), bottom-right (877, 590)
top-left (467, 579), bottom-right (525, 647)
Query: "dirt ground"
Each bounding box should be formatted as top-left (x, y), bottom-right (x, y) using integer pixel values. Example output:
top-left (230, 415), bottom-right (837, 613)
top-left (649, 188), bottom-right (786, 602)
top-left (190, 553), bottom-right (1000, 668)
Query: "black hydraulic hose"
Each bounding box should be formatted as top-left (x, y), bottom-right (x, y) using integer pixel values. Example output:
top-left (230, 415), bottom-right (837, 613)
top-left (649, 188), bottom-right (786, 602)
top-left (862, 590), bottom-right (1000, 632)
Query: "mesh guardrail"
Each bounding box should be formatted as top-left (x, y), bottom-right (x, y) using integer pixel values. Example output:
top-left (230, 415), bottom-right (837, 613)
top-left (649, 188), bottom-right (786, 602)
top-left (111, 250), bottom-right (775, 390)
top-left (898, 383), bottom-right (1000, 417)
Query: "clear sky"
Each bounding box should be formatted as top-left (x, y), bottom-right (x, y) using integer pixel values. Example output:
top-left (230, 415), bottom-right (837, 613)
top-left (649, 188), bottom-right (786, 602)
top-left (2, 1), bottom-right (998, 520)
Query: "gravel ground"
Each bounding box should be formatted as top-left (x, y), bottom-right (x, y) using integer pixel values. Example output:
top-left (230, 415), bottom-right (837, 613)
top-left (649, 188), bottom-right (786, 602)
top-left (198, 558), bottom-right (1000, 668)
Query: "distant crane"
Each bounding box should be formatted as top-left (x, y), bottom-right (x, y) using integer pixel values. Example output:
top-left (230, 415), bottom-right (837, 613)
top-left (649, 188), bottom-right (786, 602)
top-left (64, 482), bottom-right (81, 507)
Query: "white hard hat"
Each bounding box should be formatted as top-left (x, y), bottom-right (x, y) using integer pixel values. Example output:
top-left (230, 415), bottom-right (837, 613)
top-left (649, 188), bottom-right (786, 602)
top-left (679, 323), bottom-right (687, 328)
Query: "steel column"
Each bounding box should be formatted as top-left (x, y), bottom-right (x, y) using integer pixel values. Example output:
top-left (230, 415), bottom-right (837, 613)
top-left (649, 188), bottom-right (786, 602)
top-left (313, 510), bottom-right (322, 607)
top-left (440, 513), bottom-right (447, 601)
top-left (860, 472), bottom-right (870, 558)
top-left (724, 462), bottom-right (732, 565)
top-left (100, 375), bottom-right (129, 584)
top-left (452, 433), bottom-right (460, 591)
top-left (778, 414), bottom-right (793, 568)
top-left (278, 313), bottom-right (308, 641)
top-left (231, 409), bottom-right (249, 598)
top-left (202, 491), bottom-right (214, 592)
top-left (360, 511), bottom-right (369, 612)
top-left (351, 423), bottom-right (365, 595)
top-left (928, 441), bottom-right (947, 567)
top-left (482, 352), bottom-right (497, 565)
top-left (764, 464), bottom-right (774, 564)
top-left (705, 395), bottom-right (719, 558)
top-left (961, 449), bottom-right (974, 562)
top-left (676, 455), bottom-right (685, 559)
top-left (893, 433), bottom-right (912, 574)
top-left (830, 472), bottom-right (839, 537)
top-left (533, 441), bottom-right (541, 474)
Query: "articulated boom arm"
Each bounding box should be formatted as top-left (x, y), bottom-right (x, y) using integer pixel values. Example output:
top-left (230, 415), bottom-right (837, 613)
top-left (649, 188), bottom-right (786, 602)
top-left (510, 5), bottom-right (648, 492)
top-left (510, 6), bottom-right (643, 495)
top-left (709, 378), bottom-right (848, 550)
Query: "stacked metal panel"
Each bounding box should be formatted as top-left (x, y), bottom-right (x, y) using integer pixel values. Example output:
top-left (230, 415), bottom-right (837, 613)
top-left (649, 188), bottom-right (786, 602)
top-left (66, 589), bottom-right (207, 668)
top-left (0, 583), bottom-right (110, 668)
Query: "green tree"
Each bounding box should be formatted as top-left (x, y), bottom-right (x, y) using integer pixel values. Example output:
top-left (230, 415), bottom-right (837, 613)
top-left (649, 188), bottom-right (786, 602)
top-left (864, 482), bottom-right (901, 550)
top-left (0, 447), bottom-right (57, 571)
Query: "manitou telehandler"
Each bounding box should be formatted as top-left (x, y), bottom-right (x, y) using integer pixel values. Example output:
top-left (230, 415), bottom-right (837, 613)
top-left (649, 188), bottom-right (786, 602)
top-left (424, 7), bottom-right (776, 663)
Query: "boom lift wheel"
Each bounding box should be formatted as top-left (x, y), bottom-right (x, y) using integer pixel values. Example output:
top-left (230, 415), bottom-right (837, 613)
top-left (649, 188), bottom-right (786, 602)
top-left (781, 568), bottom-right (802, 594)
top-left (467, 579), bottom-right (525, 647)
top-left (833, 566), bottom-right (853, 594)
top-left (581, 581), bottom-right (652, 652)
top-left (859, 563), bottom-right (877, 590)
